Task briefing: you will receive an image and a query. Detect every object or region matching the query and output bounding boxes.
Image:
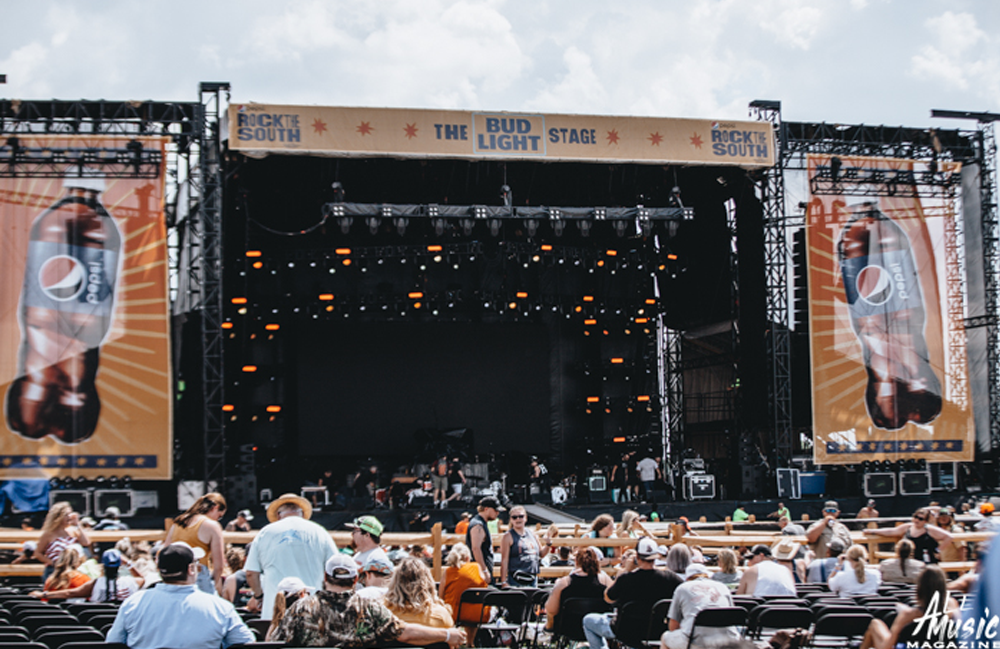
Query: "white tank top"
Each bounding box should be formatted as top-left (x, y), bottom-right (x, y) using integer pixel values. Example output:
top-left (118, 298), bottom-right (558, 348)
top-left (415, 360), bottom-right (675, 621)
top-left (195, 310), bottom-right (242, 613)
top-left (753, 560), bottom-right (796, 596)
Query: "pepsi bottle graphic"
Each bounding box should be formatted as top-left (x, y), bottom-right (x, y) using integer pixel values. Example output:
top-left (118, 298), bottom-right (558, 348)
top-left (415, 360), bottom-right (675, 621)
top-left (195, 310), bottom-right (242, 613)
top-left (5, 176), bottom-right (121, 443)
top-left (838, 205), bottom-right (942, 431)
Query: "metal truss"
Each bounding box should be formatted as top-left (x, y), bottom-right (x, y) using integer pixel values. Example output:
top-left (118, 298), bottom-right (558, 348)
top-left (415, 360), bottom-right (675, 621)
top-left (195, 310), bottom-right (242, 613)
top-left (660, 323), bottom-right (684, 491)
top-left (750, 100), bottom-right (794, 470)
top-left (809, 161), bottom-right (961, 198)
top-left (977, 123), bottom-right (1000, 453)
top-left (0, 142), bottom-right (162, 178)
top-left (197, 83), bottom-right (230, 489)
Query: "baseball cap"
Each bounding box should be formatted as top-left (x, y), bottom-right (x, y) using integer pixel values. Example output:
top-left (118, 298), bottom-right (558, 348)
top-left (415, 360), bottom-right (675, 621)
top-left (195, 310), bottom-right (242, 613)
top-left (867, 499), bottom-right (876, 507)
top-left (361, 555), bottom-right (395, 576)
top-left (938, 506), bottom-right (955, 517)
top-left (102, 549), bottom-right (122, 568)
top-left (980, 502), bottom-right (995, 515)
top-left (325, 553), bottom-right (359, 580)
top-left (828, 538), bottom-right (847, 553)
top-left (824, 500), bottom-right (839, 512)
top-left (346, 515), bottom-right (384, 537)
top-left (237, 509), bottom-right (254, 521)
top-left (744, 544), bottom-right (772, 560)
top-left (276, 576), bottom-right (309, 597)
top-left (478, 496), bottom-right (504, 511)
top-left (80, 516), bottom-right (97, 527)
top-left (22, 541), bottom-right (37, 554)
top-left (684, 563), bottom-right (710, 579)
top-left (636, 537), bottom-right (667, 559)
top-left (104, 506), bottom-right (121, 518)
top-left (158, 542), bottom-right (205, 578)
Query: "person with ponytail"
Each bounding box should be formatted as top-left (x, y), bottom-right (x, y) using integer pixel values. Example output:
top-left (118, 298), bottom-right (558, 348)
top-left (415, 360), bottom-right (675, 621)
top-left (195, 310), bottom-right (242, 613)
top-left (879, 539), bottom-right (925, 584)
top-left (829, 545), bottom-right (881, 596)
top-left (265, 577), bottom-right (310, 642)
top-left (162, 492), bottom-right (227, 595)
top-left (860, 565), bottom-right (959, 649)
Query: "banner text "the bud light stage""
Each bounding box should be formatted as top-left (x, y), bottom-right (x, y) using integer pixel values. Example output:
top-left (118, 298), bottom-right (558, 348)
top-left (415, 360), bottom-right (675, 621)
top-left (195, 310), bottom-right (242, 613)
top-left (229, 104), bottom-right (774, 168)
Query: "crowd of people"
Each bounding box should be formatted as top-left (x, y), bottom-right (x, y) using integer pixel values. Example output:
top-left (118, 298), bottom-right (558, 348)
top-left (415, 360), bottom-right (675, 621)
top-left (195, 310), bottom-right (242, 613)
top-left (4, 492), bottom-right (997, 649)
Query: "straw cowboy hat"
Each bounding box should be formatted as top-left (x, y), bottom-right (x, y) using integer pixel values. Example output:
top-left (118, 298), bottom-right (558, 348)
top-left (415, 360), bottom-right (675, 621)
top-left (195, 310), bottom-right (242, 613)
top-left (266, 493), bottom-right (313, 523)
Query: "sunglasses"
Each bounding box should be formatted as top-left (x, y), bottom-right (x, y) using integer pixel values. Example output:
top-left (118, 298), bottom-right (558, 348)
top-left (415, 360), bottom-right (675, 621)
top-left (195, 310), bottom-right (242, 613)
top-left (510, 514), bottom-right (526, 519)
top-left (913, 516), bottom-right (927, 522)
top-left (823, 509), bottom-right (837, 514)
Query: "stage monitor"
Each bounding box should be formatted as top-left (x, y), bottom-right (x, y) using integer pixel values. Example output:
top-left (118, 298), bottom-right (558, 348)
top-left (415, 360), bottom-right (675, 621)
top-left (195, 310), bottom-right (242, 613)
top-left (864, 472), bottom-right (896, 498)
top-left (900, 471), bottom-right (931, 496)
top-left (684, 474), bottom-right (715, 500)
top-left (94, 490), bottom-right (134, 518)
top-left (296, 322), bottom-right (551, 456)
top-left (776, 468), bottom-right (801, 500)
top-left (50, 490), bottom-right (90, 517)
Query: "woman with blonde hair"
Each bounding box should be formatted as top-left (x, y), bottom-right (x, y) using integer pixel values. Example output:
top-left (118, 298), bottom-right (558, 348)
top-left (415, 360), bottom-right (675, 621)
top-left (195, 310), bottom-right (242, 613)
top-left (41, 545), bottom-right (91, 599)
top-left (386, 556), bottom-right (454, 628)
top-left (440, 543), bottom-right (490, 627)
top-left (829, 545), bottom-right (881, 596)
top-left (711, 548), bottom-right (742, 587)
top-left (36, 502), bottom-right (91, 581)
top-left (500, 505), bottom-right (550, 587)
top-left (163, 492), bottom-right (227, 594)
top-left (879, 539), bottom-right (924, 584)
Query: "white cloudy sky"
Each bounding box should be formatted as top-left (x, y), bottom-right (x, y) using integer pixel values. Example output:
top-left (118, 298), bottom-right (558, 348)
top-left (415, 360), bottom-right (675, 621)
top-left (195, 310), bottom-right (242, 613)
top-left (2, 0), bottom-right (998, 128)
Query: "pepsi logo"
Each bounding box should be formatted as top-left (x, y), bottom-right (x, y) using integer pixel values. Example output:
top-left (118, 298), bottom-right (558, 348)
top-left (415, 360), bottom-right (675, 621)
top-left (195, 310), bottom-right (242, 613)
top-left (38, 255), bottom-right (86, 301)
top-left (856, 264), bottom-right (893, 306)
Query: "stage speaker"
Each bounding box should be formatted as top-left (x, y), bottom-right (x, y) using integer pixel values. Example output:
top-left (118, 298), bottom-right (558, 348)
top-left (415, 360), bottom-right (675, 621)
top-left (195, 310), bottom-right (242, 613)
top-left (684, 474), bottom-right (715, 500)
top-left (94, 490), bottom-right (134, 517)
top-left (588, 476), bottom-right (607, 492)
top-left (50, 490), bottom-right (90, 516)
top-left (589, 490), bottom-right (613, 504)
top-left (929, 463), bottom-right (957, 491)
top-left (864, 472), bottom-right (896, 498)
top-left (776, 468), bottom-right (801, 500)
top-left (225, 475), bottom-right (258, 511)
top-left (900, 471), bottom-right (931, 496)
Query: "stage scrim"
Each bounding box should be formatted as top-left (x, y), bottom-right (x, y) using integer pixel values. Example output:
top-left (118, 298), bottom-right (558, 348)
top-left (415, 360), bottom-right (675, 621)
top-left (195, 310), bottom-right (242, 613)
top-left (806, 154), bottom-right (974, 464)
top-left (228, 104), bottom-right (774, 167)
top-left (0, 136), bottom-right (173, 479)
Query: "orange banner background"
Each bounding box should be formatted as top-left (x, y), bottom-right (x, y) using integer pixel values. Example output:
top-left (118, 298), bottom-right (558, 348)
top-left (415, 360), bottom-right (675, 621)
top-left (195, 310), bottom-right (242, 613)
top-left (0, 136), bottom-right (173, 479)
top-left (807, 155), bottom-right (974, 464)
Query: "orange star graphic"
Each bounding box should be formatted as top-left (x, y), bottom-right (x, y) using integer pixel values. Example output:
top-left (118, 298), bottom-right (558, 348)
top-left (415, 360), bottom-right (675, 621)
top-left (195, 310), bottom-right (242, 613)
top-left (403, 123), bottom-right (418, 139)
top-left (606, 129), bottom-right (620, 145)
top-left (356, 121), bottom-right (374, 136)
top-left (649, 132), bottom-right (663, 146)
top-left (690, 133), bottom-right (704, 149)
top-left (312, 119), bottom-right (328, 135)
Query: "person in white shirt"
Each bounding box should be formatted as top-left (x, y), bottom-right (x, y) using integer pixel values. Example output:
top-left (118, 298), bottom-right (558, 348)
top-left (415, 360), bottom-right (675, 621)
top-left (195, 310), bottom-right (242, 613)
top-left (736, 544), bottom-right (795, 597)
top-left (347, 515), bottom-right (391, 567)
top-left (662, 563), bottom-right (740, 649)
top-left (636, 455), bottom-right (661, 502)
top-left (829, 545), bottom-right (881, 596)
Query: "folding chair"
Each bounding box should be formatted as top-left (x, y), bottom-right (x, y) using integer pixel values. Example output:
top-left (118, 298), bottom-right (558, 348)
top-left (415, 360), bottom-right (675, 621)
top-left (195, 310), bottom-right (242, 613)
top-left (59, 643), bottom-right (128, 649)
top-left (478, 590), bottom-right (529, 647)
top-left (645, 599), bottom-right (673, 647)
top-left (0, 643), bottom-right (47, 649)
top-left (549, 598), bottom-right (612, 649)
top-left (0, 630), bottom-right (32, 643)
top-left (455, 587), bottom-right (494, 628)
top-left (750, 606), bottom-right (813, 640)
top-left (685, 607), bottom-right (747, 649)
top-left (807, 612), bottom-right (873, 648)
top-left (77, 614), bottom-right (117, 630)
top-left (20, 617), bottom-right (83, 636)
top-left (34, 628), bottom-right (105, 649)
top-left (246, 618), bottom-right (272, 640)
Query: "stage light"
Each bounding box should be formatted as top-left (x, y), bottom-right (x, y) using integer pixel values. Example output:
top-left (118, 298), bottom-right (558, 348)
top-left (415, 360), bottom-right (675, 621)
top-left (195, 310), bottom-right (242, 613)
top-left (624, 328), bottom-right (631, 335)
top-left (613, 221), bottom-right (628, 237)
top-left (231, 297), bottom-right (247, 304)
top-left (222, 404), bottom-right (235, 412)
top-left (394, 217), bottom-right (408, 235)
top-left (553, 220), bottom-right (565, 237)
top-left (237, 308), bottom-right (247, 315)
top-left (586, 408), bottom-right (592, 414)
top-left (265, 324), bottom-right (280, 331)
top-left (408, 292), bottom-right (424, 299)
top-left (489, 219), bottom-right (501, 237)
top-left (242, 365), bottom-right (258, 373)
top-left (326, 305), bottom-right (334, 312)
top-left (221, 322), bottom-right (233, 330)
top-left (611, 358), bottom-right (624, 364)
top-left (583, 296), bottom-right (594, 302)
top-left (461, 218), bottom-right (475, 235)
top-left (252, 261), bottom-right (263, 269)
top-left (586, 397), bottom-right (601, 403)
top-left (246, 250), bottom-right (262, 258)
top-left (575, 306), bottom-right (583, 313)
top-left (414, 302), bottom-right (422, 309)
top-left (613, 437), bottom-right (626, 443)
top-left (366, 216), bottom-right (381, 234)
top-left (338, 217), bottom-right (353, 234)
top-left (342, 259), bottom-right (352, 266)
top-left (266, 405), bottom-right (282, 413)
top-left (635, 318), bottom-right (649, 324)
top-left (335, 248), bottom-right (352, 255)
top-left (319, 294), bottom-right (334, 301)
top-left (667, 254), bottom-right (678, 260)
top-left (637, 395), bottom-right (650, 402)
top-left (645, 299), bottom-right (656, 305)
top-left (427, 245), bottom-right (443, 252)
top-left (508, 302), bottom-right (517, 310)
top-left (516, 292), bottom-right (528, 299)
top-left (432, 218), bottom-right (446, 236)
top-left (578, 220), bottom-right (591, 237)
top-left (532, 255), bottom-right (540, 262)
top-left (541, 244), bottom-right (553, 251)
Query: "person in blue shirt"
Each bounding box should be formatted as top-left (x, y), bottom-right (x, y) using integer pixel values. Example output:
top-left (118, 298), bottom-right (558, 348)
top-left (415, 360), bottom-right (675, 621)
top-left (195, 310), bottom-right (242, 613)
top-left (106, 542), bottom-right (254, 649)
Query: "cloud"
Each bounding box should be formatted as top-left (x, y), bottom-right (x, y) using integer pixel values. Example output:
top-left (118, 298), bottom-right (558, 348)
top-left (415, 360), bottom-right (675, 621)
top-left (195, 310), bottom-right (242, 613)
top-left (910, 11), bottom-right (999, 102)
top-left (754, 0), bottom-right (827, 51)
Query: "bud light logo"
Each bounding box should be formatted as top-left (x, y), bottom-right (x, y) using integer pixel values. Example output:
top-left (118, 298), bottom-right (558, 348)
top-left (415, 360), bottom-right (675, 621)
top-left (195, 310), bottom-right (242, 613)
top-left (39, 255), bottom-right (86, 301)
top-left (856, 265), bottom-right (893, 306)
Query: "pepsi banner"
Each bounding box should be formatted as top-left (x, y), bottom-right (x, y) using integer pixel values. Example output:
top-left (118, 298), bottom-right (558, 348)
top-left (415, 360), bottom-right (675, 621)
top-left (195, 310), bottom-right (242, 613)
top-left (806, 155), bottom-right (974, 464)
top-left (228, 104), bottom-right (775, 168)
top-left (0, 136), bottom-right (173, 479)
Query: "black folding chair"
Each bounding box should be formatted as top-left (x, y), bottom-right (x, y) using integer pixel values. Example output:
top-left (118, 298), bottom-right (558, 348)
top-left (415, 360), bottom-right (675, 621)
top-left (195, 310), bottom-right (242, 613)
top-left (750, 606), bottom-right (813, 639)
top-left (78, 615), bottom-right (117, 631)
top-left (0, 630), bottom-right (32, 643)
top-left (455, 587), bottom-right (494, 627)
top-left (550, 598), bottom-right (612, 649)
top-left (34, 628), bottom-right (105, 649)
top-left (59, 643), bottom-right (128, 649)
top-left (614, 601), bottom-right (656, 649)
top-left (807, 612), bottom-right (873, 648)
top-left (20, 617), bottom-right (83, 636)
top-left (478, 590), bottom-right (529, 647)
top-left (685, 607), bottom-right (747, 649)
top-left (0, 643), bottom-right (47, 649)
top-left (645, 599), bottom-right (672, 647)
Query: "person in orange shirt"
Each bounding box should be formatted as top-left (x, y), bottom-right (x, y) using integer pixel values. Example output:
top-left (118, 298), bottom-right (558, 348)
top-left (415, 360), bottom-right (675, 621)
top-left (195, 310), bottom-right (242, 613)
top-left (454, 512), bottom-right (471, 535)
top-left (439, 542), bottom-right (490, 633)
top-left (34, 545), bottom-right (91, 601)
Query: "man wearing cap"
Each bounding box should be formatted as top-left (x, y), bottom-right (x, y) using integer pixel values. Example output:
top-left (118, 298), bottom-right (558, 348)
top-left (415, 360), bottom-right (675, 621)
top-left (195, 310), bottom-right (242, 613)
top-left (346, 515), bottom-right (390, 568)
top-left (106, 542), bottom-right (254, 649)
top-left (661, 563), bottom-right (739, 649)
top-left (271, 553), bottom-right (466, 648)
top-left (225, 509), bottom-right (253, 533)
top-left (736, 544), bottom-right (795, 596)
top-left (466, 496), bottom-right (503, 583)
top-left (94, 506), bottom-right (129, 531)
top-left (582, 537), bottom-right (683, 649)
top-left (245, 493), bottom-right (338, 620)
top-left (806, 537), bottom-right (846, 583)
top-left (778, 516), bottom-right (806, 537)
top-left (805, 500), bottom-right (853, 559)
top-left (936, 506), bottom-right (967, 563)
top-left (355, 555), bottom-right (394, 599)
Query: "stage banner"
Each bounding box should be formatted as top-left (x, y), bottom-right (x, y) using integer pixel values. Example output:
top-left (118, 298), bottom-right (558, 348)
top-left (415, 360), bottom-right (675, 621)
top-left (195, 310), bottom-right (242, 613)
top-left (228, 104), bottom-right (774, 168)
top-left (806, 154), bottom-right (973, 465)
top-left (0, 136), bottom-right (173, 479)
